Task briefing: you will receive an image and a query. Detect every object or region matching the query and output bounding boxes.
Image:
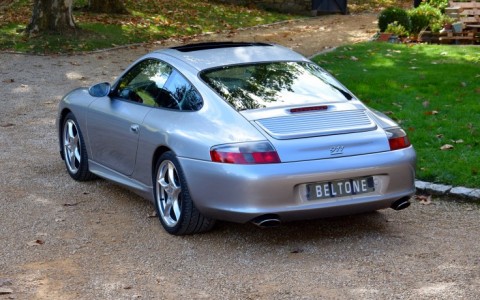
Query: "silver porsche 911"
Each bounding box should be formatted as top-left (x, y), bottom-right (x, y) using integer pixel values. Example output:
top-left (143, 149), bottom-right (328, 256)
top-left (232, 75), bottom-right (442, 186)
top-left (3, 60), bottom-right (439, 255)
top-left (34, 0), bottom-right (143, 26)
top-left (57, 42), bottom-right (416, 235)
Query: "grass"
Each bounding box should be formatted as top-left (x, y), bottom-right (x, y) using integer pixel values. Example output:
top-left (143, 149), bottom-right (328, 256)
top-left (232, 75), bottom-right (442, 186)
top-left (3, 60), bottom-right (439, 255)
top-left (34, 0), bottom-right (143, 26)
top-left (0, 0), bottom-right (412, 54)
top-left (0, 0), bottom-right (296, 53)
top-left (312, 43), bottom-right (480, 188)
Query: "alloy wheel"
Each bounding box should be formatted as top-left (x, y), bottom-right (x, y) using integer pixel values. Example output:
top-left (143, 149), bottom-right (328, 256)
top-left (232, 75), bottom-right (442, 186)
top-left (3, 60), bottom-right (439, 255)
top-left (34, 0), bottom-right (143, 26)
top-left (156, 160), bottom-right (182, 227)
top-left (63, 119), bottom-right (81, 174)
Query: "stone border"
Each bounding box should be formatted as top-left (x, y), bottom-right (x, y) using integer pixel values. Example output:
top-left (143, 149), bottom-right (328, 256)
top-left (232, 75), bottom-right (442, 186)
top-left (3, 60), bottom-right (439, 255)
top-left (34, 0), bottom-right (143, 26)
top-left (415, 180), bottom-right (480, 200)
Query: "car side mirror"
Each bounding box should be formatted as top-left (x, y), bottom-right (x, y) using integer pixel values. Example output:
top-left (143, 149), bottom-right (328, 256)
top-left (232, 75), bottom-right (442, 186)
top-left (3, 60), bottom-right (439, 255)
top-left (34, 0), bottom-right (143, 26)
top-left (88, 82), bottom-right (111, 97)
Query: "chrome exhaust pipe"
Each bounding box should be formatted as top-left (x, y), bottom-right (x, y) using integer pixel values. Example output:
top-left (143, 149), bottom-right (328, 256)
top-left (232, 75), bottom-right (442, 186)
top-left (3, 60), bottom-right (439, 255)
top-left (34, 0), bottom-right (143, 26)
top-left (391, 197), bottom-right (411, 210)
top-left (251, 215), bottom-right (281, 228)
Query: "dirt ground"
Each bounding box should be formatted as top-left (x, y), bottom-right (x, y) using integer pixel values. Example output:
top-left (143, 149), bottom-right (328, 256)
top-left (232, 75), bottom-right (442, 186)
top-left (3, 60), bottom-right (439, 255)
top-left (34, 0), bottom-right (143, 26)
top-left (1, 13), bottom-right (480, 299)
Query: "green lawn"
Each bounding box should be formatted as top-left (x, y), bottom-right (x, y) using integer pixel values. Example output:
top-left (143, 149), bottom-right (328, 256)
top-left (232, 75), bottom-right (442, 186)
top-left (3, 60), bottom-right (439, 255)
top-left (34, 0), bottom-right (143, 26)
top-left (313, 43), bottom-right (480, 188)
top-left (0, 0), bottom-right (412, 54)
top-left (0, 0), bottom-right (296, 53)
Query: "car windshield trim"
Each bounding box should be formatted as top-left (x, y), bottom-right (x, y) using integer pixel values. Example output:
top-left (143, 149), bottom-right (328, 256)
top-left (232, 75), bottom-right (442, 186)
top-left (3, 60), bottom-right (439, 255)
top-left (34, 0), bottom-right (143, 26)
top-left (200, 61), bottom-right (353, 111)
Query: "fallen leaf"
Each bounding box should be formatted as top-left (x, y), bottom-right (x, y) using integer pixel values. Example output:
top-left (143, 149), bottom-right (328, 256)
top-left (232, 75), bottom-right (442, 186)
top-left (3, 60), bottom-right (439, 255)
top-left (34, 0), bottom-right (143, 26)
top-left (453, 139), bottom-right (464, 144)
top-left (440, 144), bottom-right (454, 150)
top-left (28, 240), bottom-right (45, 246)
top-left (415, 195), bottom-right (432, 205)
top-left (392, 102), bottom-right (402, 108)
top-left (422, 101), bottom-right (430, 108)
top-left (148, 211), bottom-right (157, 218)
top-left (0, 287), bottom-right (13, 295)
top-left (64, 202), bottom-right (78, 207)
top-left (461, 82), bottom-right (467, 87)
top-left (424, 110), bottom-right (439, 115)
top-left (290, 249), bottom-right (304, 254)
top-left (350, 56), bottom-right (358, 61)
top-left (436, 134), bottom-right (444, 138)
top-left (2, 79), bottom-right (14, 83)
top-left (0, 123), bottom-right (15, 128)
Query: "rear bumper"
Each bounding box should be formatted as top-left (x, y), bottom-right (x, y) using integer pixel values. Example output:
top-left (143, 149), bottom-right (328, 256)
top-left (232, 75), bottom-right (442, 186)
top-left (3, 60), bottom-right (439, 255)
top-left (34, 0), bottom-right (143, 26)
top-left (179, 147), bottom-right (416, 223)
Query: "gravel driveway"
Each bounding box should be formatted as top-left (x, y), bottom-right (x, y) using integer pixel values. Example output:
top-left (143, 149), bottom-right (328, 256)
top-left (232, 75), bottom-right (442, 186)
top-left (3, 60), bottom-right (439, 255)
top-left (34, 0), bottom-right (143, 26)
top-left (1, 13), bottom-right (480, 299)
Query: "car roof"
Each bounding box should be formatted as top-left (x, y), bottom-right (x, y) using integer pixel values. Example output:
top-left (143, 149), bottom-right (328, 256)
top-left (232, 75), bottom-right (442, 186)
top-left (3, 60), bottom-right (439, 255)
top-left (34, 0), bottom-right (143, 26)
top-left (154, 42), bottom-right (309, 71)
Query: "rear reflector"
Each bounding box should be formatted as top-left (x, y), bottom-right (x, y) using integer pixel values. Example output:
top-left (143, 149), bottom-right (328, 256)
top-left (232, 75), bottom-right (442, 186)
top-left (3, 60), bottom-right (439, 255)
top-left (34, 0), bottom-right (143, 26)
top-left (210, 142), bottom-right (281, 164)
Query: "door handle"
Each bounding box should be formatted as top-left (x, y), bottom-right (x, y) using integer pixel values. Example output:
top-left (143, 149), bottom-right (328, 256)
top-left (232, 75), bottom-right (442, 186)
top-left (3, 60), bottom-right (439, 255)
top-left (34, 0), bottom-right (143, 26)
top-left (130, 124), bottom-right (140, 133)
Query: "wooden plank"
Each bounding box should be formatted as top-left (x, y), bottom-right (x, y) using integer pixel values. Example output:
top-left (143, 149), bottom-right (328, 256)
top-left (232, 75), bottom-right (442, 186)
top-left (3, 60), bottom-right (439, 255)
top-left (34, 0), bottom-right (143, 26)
top-left (460, 9), bottom-right (480, 15)
top-left (460, 16), bottom-right (480, 24)
top-left (439, 36), bottom-right (475, 40)
top-left (449, 1), bottom-right (480, 9)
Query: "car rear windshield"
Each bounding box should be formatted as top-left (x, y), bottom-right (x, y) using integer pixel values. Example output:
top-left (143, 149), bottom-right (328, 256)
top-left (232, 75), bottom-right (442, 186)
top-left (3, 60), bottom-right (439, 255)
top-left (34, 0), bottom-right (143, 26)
top-left (200, 62), bottom-right (352, 111)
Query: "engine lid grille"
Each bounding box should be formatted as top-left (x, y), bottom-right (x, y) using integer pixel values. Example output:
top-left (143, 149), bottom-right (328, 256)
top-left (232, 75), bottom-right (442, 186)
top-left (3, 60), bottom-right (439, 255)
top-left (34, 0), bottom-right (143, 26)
top-left (255, 110), bottom-right (376, 140)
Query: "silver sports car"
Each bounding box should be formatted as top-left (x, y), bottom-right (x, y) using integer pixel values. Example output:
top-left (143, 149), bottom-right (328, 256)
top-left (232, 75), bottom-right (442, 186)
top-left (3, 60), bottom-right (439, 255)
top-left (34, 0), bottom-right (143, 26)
top-left (57, 42), bottom-right (416, 235)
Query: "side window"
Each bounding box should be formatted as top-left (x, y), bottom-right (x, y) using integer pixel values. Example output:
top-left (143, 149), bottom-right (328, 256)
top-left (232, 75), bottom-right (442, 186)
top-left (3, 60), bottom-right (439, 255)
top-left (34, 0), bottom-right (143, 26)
top-left (114, 59), bottom-right (172, 107)
top-left (163, 70), bottom-right (203, 111)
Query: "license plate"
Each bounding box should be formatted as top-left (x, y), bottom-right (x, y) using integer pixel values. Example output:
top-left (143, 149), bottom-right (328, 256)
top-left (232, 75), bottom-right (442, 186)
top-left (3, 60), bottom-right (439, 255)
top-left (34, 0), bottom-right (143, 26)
top-left (306, 176), bottom-right (375, 201)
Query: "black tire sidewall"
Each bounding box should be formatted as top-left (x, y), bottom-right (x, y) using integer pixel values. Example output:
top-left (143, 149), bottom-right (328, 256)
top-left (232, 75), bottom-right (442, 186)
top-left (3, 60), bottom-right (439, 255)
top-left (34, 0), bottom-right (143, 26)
top-left (153, 151), bottom-right (193, 235)
top-left (62, 112), bottom-right (93, 181)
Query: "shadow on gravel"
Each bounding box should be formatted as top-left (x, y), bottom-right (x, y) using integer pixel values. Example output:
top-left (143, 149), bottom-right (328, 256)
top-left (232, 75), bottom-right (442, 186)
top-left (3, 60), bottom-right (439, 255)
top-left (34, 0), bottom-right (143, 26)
top-left (195, 210), bottom-right (389, 243)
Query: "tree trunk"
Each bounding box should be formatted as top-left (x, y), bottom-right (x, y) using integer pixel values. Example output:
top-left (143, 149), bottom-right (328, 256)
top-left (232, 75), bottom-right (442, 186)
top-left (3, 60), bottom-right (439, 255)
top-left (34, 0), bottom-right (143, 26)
top-left (26, 0), bottom-right (75, 35)
top-left (88, 0), bottom-right (128, 14)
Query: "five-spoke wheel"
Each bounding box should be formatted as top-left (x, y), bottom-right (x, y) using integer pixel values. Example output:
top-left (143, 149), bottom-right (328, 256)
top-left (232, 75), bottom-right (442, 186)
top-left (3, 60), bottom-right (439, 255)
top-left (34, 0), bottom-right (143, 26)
top-left (156, 159), bottom-right (182, 227)
top-left (61, 113), bottom-right (94, 181)
top-left (154, 152), bottom-right (215, 235)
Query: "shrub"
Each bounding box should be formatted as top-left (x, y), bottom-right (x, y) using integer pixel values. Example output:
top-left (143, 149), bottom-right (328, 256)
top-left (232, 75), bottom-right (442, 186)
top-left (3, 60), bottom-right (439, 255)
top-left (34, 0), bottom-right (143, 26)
top-left (424, 0), bottom-right (449, 12)
top-left (378, 7), bottom-right (411, 32)
top-left (386, 21), bottom-right (409, 36)
top-left (408, 3), bottom-right (442, 34)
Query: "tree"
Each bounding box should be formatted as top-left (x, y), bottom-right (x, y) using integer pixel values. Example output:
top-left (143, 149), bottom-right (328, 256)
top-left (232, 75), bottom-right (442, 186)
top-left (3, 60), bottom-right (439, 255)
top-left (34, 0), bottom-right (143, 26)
top-left (88, 0), bottom-right (128, 14)
top-left (26, 0), bottom-right (76, 35)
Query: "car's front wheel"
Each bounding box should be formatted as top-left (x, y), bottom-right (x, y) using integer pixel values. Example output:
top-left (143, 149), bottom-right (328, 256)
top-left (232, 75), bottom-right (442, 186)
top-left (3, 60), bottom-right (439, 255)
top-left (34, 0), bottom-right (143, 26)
top-left (62, 112), bottom-right (95, 181)
top-left (154, 151), bottom-right (215, 235)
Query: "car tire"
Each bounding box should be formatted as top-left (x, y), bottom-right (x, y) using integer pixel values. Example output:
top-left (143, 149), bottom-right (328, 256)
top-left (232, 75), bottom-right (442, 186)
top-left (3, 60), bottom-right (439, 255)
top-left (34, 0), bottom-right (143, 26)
top-left (154, 151), bottom-right (215, 235)
top-left (62, 112), bottom-right (95, 181)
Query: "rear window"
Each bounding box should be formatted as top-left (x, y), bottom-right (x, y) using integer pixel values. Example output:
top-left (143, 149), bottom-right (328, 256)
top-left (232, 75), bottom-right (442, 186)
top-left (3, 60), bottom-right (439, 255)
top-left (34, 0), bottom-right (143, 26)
top-left (200, 62), bottom-right (351, 111)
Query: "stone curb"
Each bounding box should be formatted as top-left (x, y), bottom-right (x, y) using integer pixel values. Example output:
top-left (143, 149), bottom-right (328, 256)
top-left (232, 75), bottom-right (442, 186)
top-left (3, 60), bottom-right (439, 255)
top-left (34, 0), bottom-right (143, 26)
top-left (415, 180), bottom-right (480, 201)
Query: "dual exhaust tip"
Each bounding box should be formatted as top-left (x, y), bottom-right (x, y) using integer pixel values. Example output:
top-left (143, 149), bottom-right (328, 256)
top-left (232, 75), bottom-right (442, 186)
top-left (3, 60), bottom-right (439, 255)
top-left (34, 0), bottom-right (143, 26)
top-left (251, 197), bottom-right (411, 228)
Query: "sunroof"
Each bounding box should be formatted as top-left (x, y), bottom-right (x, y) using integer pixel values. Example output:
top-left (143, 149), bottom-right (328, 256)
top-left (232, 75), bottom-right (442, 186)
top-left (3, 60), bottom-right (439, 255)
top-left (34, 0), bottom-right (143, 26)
top-left (171, 42), bottom-right (273, 52)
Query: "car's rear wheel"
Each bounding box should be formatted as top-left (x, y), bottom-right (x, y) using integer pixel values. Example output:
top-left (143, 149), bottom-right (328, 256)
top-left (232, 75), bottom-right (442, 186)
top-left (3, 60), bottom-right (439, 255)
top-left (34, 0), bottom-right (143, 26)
top-left (62, 112), bottom-right (95, 181)
top-left (154, 151), bottom-right (215, 235)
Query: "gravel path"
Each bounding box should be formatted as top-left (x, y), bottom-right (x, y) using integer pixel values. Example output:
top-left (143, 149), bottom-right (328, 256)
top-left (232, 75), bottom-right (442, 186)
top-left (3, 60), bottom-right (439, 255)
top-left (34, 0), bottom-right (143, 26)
top-left (1, 13), bottom-right (480, 299)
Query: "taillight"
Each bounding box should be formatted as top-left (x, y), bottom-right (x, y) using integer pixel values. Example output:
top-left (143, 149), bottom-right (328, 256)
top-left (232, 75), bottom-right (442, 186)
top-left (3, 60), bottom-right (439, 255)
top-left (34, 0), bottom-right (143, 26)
top-left (386, 128), bottom-right (411, 150)
top-left (210, 142), bottom-right (281, 164)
